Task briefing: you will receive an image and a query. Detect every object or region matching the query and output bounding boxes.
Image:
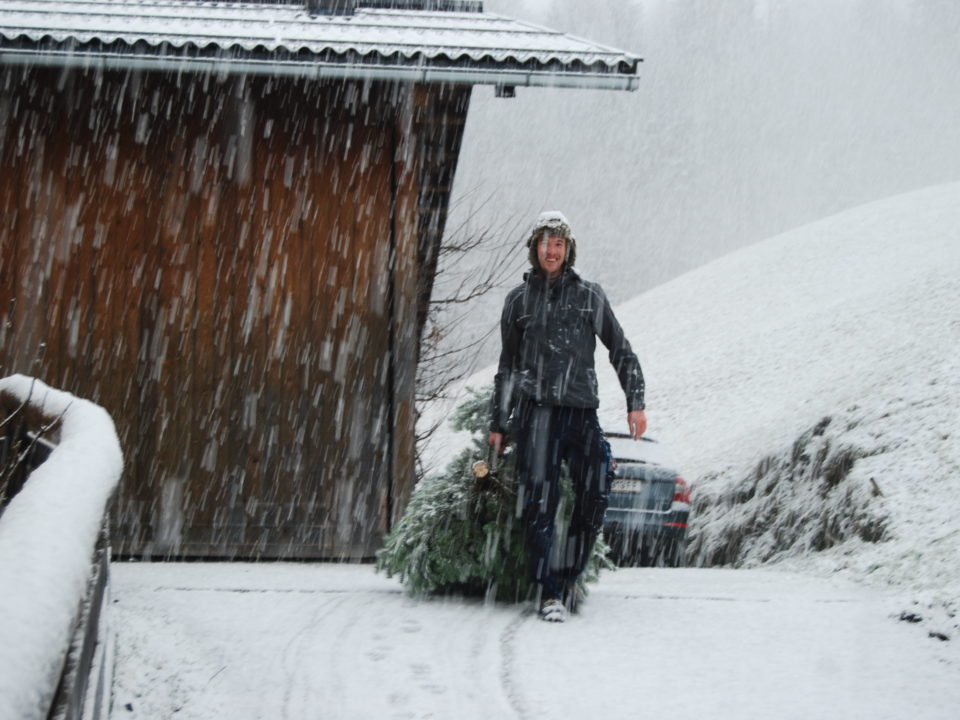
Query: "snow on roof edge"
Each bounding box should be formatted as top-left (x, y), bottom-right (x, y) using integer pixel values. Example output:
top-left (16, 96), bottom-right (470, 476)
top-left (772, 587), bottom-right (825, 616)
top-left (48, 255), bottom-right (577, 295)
top-left (0, 1), bottom-right (641, 90)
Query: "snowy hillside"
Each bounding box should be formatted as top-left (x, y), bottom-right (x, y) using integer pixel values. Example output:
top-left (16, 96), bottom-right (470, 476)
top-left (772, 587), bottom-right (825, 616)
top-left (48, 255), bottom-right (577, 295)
top-left (425, 182), bottom-right (960, 635)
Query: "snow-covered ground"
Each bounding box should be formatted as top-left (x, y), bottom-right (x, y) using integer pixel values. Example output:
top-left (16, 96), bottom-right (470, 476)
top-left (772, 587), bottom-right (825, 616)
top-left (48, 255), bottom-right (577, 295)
top-left (108, 183), bottom-right (960, 718)
top-left (110, 562), bottom-right (959, 720)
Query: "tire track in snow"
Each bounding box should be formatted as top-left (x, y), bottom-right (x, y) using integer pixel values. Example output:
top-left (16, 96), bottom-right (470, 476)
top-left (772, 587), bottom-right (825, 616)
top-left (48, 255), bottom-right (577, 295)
top-left (280, 593), bottom-right (351, 720)
top-left (498, 606), bottom-right (535, 720)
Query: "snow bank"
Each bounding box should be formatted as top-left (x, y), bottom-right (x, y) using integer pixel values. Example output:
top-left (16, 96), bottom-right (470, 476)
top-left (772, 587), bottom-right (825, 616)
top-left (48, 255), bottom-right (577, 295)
top-left (687, 414), bottom-right (890, 567)
top-left (0, 375), bottom-right (123, 720)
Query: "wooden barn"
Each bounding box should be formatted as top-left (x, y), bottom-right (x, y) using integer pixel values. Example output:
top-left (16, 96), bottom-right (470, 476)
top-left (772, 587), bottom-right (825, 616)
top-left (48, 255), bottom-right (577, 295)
top-left (0, 0), bottom-right (639, 559)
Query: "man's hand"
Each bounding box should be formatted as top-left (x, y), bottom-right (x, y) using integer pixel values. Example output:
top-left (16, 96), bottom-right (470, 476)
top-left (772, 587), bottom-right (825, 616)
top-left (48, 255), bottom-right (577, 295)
top-left (627, 410), bottom-right (647, 440)
top-left (488, 432), bottom-right (505, 454)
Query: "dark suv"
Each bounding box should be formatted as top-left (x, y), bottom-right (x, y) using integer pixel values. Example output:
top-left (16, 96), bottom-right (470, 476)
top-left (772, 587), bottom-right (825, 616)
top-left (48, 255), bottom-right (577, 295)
top-left (603, 433), bottom-right (691, 567)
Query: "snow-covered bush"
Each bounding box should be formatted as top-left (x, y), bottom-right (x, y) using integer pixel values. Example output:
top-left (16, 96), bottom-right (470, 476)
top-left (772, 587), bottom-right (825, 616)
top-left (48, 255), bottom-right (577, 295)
top-left (377, 386), bottom-right (611, 602)
top-left (686, 415), bottom-right (889, 568)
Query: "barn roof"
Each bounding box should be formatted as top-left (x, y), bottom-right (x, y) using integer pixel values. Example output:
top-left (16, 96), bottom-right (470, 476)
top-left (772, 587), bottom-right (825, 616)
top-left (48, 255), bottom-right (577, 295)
top-left (0, 0), bottom-right (640, 91)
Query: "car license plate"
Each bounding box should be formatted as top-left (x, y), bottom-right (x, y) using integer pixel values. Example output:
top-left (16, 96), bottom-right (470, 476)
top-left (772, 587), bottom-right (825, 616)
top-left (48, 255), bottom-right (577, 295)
top-left (611, 478), bottom-right (643, 493)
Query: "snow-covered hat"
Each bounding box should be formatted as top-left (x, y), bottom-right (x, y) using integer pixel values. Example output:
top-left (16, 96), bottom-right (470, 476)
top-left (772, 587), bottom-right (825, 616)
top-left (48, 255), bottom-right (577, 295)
top-left (526, 210), bottom-right (577, 268)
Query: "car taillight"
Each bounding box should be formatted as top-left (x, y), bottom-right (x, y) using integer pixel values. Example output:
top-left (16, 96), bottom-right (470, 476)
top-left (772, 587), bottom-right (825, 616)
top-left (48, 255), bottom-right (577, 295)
top-left (673, 477), bottom-right (691, 504)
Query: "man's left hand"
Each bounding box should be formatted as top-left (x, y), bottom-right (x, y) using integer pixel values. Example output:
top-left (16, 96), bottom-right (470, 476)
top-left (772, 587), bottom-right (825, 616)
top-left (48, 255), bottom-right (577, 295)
top-left (627, 410), bottom-right (647, 439)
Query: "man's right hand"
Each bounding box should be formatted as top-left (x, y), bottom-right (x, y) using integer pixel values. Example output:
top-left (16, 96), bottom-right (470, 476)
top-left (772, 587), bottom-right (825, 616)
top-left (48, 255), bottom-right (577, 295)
top-left (488, 432), bottom-right (505, 454)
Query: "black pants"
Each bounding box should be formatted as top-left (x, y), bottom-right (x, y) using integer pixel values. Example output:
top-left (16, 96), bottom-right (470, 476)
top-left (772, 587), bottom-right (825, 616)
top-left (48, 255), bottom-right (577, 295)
top-left (511, 402), bottom-right (612, 601)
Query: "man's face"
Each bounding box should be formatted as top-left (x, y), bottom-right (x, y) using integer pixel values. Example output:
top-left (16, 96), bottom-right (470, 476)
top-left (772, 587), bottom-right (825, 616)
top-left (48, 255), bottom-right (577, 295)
top-left (537, 234), bottom-right (567, 279)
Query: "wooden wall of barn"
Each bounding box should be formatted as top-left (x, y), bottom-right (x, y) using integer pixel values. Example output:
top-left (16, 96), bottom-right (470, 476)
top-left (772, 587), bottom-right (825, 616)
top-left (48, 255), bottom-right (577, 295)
top-left (0, 66), bottom-right (470, 559)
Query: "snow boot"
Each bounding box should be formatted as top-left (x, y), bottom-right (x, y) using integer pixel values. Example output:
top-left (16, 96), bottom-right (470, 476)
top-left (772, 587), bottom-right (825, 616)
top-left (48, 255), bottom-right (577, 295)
top-left (540, 597), bottom-right (567, 623)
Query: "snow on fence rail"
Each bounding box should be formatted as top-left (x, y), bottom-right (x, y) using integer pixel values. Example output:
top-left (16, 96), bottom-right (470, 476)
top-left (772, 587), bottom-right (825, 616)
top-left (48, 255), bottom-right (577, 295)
top-left (0, 375), bottom-right (122, 720)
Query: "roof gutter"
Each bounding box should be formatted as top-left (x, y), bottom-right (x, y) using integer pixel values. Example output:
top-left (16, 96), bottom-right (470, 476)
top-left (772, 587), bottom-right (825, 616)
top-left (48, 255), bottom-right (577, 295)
top-left (0, 49), bottom-right (640, 91)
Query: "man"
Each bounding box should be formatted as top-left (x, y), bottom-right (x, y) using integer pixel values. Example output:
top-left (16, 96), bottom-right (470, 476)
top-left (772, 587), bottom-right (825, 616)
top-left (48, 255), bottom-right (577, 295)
top-left (488, 211), bottom-right (646, 622)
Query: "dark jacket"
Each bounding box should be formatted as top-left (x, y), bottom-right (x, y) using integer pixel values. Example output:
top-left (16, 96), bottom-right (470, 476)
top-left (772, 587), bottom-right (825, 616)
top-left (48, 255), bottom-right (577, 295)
top-left (489, 269), bottom-right (645, 434)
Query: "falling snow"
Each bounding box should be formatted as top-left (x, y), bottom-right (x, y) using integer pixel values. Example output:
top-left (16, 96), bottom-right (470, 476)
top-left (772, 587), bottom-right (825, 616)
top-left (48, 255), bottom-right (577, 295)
top-left (2, 0), bottom-right (959, 717)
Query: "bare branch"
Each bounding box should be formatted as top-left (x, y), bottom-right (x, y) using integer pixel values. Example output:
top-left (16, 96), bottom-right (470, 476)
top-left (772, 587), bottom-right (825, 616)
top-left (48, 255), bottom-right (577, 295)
top-left (414, 202), bottom-right (524, 475)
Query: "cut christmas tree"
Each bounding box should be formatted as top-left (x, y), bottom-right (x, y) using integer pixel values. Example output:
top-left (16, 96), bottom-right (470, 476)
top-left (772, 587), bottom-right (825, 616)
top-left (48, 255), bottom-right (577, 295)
top-left (377, 386), bottom-right (612, 603)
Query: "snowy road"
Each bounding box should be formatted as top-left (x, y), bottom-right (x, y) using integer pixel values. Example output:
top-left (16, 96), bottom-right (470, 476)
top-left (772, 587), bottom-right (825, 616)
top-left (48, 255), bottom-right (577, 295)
top-left (110, 563), bottom-right (958, 720)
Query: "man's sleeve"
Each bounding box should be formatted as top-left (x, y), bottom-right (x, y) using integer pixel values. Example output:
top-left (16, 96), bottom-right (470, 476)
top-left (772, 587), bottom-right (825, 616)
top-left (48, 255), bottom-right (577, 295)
top-left (597, 288), bottom-right (645, 411)
top-left (490, 291), bottom-right (522, 433)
